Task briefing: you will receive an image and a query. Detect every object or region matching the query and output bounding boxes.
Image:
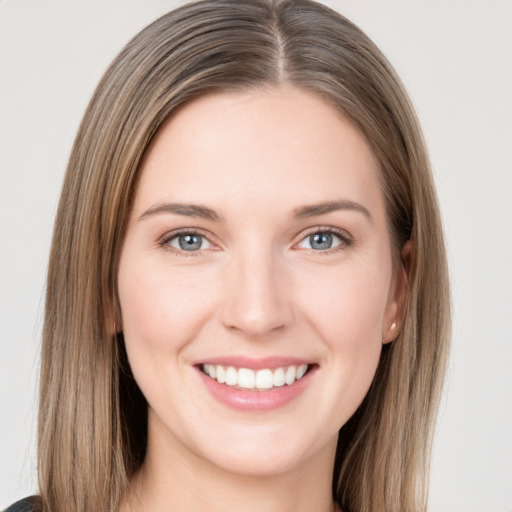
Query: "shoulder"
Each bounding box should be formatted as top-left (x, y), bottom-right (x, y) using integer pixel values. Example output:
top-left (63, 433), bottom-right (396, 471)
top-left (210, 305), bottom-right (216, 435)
top-left (3, 496), bottom-right (42, 512)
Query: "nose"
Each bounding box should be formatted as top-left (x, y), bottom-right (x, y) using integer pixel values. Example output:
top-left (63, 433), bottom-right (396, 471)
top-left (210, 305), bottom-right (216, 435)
top-left (220, 249), bottom-right (294, 339)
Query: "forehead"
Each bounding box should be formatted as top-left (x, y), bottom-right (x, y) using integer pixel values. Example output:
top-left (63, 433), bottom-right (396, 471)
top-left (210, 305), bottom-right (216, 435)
top-left (133, 86), bottom-right (385, 221)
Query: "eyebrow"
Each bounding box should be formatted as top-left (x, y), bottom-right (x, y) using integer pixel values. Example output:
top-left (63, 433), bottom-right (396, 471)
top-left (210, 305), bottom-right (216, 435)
top-left (292, 200), bottom-right (372, 221)
top-left (139, 202), bottom-right (222, 221)
top-left (139, 199), bottom-right (371, 223)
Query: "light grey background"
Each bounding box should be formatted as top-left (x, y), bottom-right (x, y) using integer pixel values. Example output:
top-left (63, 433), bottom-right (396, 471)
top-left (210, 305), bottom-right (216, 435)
top-left (1, 1), bottom-right (511, 510)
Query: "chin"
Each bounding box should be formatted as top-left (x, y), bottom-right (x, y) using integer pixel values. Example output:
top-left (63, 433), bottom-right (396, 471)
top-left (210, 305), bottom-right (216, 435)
top-left (206, 445), bottom-right (314, 477)
top-left (187, 420), bottom-right (338, 478)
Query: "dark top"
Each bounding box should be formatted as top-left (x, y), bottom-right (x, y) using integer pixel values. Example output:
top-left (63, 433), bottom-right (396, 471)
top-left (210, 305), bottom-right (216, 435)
top-left (3, 496), bottom-right (41, 512)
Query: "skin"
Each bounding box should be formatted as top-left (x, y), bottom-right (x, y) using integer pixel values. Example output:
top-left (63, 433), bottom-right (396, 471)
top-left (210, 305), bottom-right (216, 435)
top-left (117, 86), bottom-right (407, 512)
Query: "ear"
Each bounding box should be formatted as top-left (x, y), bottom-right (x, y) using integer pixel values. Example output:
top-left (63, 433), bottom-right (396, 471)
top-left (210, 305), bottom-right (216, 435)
top-left (382, 240), bottom-right (412, 344)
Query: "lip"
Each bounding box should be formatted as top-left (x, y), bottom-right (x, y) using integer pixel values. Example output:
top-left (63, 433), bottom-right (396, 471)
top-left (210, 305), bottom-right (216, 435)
top-left (194, 357), bottom-right (317, 412)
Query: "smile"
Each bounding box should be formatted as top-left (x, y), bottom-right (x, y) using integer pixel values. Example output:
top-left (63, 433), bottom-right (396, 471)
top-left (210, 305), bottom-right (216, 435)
top-left (196, 358), bottom-right (316, 411)
top-left (201, 364), bottom-right (309, 391)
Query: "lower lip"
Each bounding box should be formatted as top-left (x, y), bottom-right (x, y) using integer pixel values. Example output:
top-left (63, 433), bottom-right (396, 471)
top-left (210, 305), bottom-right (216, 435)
top-left (197, 367), bottom-right (315, 412)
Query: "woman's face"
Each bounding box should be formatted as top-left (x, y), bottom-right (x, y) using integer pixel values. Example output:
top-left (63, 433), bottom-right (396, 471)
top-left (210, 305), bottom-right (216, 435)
top-left (118, 87), bottom-right (405, 477)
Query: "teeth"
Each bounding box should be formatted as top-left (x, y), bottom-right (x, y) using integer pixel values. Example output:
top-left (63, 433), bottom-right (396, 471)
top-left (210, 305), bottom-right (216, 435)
top-left (255, 369), bottom-right (273, 389)
top-left (226, 366), bottom-right (237, 386)
top-left (202, 363), bottom-right (309, 390)
top-left (238, 368), bottom-right (255, 389)
top-left (296, 364), bottom-right (308, 379)
top-left (284, 365), bottom-right (297, 385)
top-left (273, 367), bottom-right (285, 387)
top-left (216, 365), bottom-right (226, 384)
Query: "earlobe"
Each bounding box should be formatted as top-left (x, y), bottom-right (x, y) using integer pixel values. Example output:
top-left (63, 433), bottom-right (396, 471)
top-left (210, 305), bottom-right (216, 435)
top-left (383, 320), bottom-right (399, 345)
top-left (382, 240), bottom-right (412, 344)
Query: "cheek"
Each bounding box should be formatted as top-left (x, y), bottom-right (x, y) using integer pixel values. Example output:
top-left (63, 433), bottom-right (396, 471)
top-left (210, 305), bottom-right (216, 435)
top-left (295, 259), bottom-right (390, 394)
top-left (297, 261), bottom-right (391, 343)
top-left (117, 260), bottom-right (218, 358)
top-left (117, 259), bottom-right (222, 420)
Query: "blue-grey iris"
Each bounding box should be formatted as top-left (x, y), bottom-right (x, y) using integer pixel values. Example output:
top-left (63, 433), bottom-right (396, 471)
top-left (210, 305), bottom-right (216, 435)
top-left (179, 234), bottom-right (202, 251)
top-left (310, 233), bottom-right (333, 250)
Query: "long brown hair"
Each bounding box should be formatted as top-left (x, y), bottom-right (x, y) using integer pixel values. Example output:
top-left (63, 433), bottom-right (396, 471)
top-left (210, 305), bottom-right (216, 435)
top-left (38, 1), bottom-right (450, 511)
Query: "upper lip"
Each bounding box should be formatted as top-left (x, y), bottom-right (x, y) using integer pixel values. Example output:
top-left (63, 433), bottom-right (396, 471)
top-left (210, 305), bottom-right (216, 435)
top-left (193, 356), bottom-right (313, 370)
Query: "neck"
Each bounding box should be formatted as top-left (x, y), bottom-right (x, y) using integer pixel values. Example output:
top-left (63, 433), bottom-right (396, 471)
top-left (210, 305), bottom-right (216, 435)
top-left (120, 416), bottom-right (340, 512)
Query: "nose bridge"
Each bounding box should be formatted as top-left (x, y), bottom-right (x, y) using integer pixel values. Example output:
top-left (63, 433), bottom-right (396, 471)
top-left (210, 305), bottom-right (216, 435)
top-left (221, 244), bottom-right (292, 338)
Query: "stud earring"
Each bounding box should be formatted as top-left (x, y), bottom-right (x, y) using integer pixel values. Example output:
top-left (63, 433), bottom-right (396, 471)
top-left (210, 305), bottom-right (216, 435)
top-left (391, 322), bottom-right (397, 331)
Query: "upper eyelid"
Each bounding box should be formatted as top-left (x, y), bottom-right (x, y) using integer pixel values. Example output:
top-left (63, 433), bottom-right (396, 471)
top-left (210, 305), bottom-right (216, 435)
top-left (295, 226), bottom-right (353, 242)
top-left (159, 228), bottom-right (220, 248)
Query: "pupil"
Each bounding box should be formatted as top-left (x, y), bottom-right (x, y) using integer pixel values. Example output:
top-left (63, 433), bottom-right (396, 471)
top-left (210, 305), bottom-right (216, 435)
top-left (179, 234), bottom-right (201, 251)
top-left (310, 233), bottom-right (332, 250)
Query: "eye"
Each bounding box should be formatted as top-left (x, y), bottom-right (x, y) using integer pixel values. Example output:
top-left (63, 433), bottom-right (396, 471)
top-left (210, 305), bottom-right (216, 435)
top-left (296, 229), bottom-right (351, 251)
top-left (164, 232), bottom-right (214, 252)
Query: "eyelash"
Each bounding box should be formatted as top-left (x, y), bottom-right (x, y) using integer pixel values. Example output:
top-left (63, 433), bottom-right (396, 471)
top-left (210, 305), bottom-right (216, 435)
top-left (158, 227), bottom-right (353, 257)
top-left (297, 227), bottom-right (353, 254)
top-left (158, 229), bottom-right (214, 257)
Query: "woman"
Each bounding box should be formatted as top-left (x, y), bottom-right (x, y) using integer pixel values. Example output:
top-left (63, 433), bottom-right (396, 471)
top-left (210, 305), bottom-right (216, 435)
top-left (5, 0), bottom-right (450, 511)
